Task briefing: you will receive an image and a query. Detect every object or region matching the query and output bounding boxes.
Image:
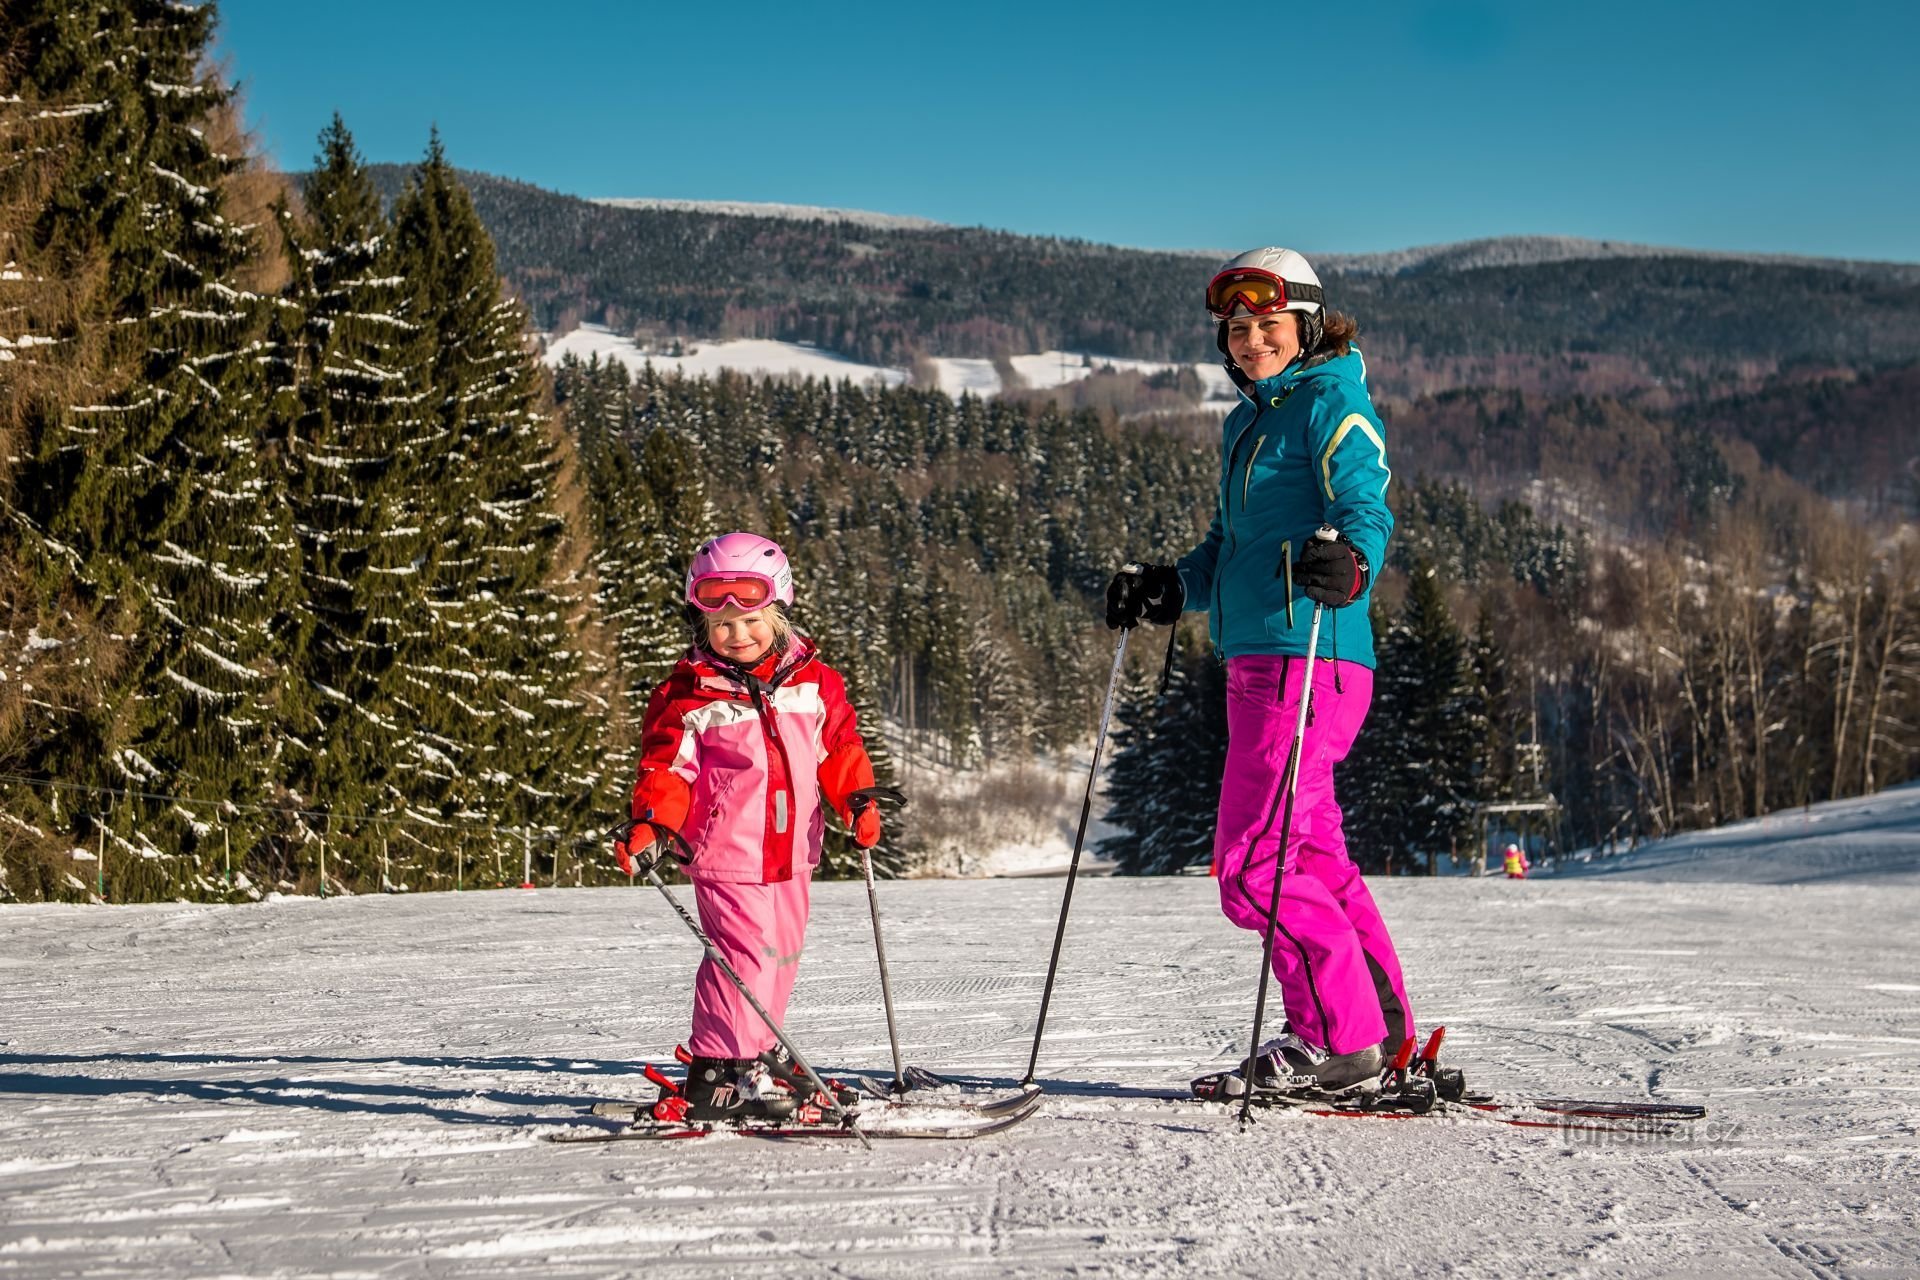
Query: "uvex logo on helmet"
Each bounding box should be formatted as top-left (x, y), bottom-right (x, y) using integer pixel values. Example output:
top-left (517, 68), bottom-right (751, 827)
top-left (686, 532), bottom-right (795, 613)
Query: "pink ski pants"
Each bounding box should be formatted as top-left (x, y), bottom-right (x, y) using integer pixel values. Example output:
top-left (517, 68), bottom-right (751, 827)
top-left (687, 871), bottom-right (812, 1059)
top-left (1214, 656), bottom-right (1415, 1056)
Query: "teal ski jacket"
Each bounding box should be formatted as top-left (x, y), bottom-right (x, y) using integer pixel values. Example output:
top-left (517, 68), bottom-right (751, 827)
top-left (1176, 346), bottom-right (1393, 667)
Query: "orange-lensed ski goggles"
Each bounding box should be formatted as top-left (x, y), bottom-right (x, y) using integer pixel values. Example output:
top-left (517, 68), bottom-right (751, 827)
top-left (688, 572), bottom-right (777, 613)
top-left (1205, 268), bottom-right (1326, 321)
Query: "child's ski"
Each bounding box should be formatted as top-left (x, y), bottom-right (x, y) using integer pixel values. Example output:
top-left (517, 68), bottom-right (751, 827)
top-left (549, 1088), bottom-right (1044, 1144)
top-left (589, 1083), bottom-right (1040, 1123)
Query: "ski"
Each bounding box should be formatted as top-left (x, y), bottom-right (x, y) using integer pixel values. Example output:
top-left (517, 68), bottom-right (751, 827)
top-left (1276, 1092), bottom-right (1699, 1136)
top-left (590, 1082), bottom-right (1041, 1123)
top-left (548, 1087), bottom-right (1044, 1144)
top-left (853, 1071), bottom-right (1043, 1113)
top-left (1184, 1026), bottom-right (1707, 1136)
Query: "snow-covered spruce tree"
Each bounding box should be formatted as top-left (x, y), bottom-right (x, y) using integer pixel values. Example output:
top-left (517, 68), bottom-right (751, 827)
top-left (552, 352), bottom-right (680, 825)
top-left (559, 357), bottom-right (680, 683)
top-left (381, 136), bottom-right (595, 868)
top-left (274, 115), bottom-right (435, 882)
top-left (1092, 662), bottom-right (1162, 873)
top-left (789, 530), bottom-right (915, 877)
top-left (0, 0), bottom-right (295, 900)
top-left (631, 368), bottom-right (717, 602)
top-left (1099, 639), bottom-right (1227, 875)
top-left (1470, 605), bottom-right (1520, 804)
top-left (1342, 567), bottom-right (1485, 872)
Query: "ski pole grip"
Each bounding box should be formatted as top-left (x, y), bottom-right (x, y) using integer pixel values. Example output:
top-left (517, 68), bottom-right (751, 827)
top-left (847, 785), bottom-right (908, 811)
top-left (1312, 525), bottom-right (1339, 543)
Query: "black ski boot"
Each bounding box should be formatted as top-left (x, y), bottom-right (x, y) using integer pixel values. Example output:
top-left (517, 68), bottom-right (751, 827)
top-left (681, 1056), bottom-right (798, 1124)
top-left (756, 1045), bottom-right (858, 1108)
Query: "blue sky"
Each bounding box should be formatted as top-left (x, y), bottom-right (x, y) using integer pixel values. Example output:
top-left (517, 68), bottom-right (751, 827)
top-left (218, 1), bottom-right (1920, 262)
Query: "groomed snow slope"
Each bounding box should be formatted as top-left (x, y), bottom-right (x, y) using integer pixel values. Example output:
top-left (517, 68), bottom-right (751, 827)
top-left (1557, 780), bottom-right (1920, 885)
top-left (5, 783), bottom-right (1920, 1277)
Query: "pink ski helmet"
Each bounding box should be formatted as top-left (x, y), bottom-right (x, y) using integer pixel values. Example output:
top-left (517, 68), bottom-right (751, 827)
top-left (685, 532), bottom-right (795, 613)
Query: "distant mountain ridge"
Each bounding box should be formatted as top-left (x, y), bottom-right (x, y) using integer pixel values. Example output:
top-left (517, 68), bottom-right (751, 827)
top-left (1318, 235), bottom-right (1920, 284)
top-left (585, 195), bottom-right (1919, 284)
top-left (359, 165), bottom-right (1920, 379)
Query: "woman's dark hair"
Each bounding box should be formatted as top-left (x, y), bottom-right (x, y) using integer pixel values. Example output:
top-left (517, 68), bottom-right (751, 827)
top-left (1311, 308), bottom-right (1359, 358)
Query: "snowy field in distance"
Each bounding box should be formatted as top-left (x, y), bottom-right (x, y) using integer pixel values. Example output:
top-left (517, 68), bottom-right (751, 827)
top-left (1556, 780), bottom-right (1920, 885)
top-left (4, 784), bottom-right (1918, 1277)
top-left (882, 732), bottom-right (1120, 879)
top-left (541, 324), bottom-right (909, 389)
top-left (540, 324), bottom-right (1237, 406)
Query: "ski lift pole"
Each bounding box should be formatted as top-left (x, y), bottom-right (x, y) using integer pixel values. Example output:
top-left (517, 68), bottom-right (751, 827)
top-left (1022, 624), bottom-right (1130, 1086)
top-left (847, 786), bottom-right (911, 1093)
top-left (1237, 601), bottom-right (1325, 1129)
top-left (615, 818), bottom-right (871, 1150)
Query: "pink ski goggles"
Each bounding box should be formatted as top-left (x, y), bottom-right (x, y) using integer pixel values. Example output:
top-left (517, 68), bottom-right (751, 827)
top-left (688, 572), bottom-right (779, 613)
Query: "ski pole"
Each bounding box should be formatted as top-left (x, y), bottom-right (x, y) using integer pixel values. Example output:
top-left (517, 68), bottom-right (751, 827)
top-left (1022, 623), bottom-right (1131, 1086)
top-left (847, 785), bottom-right (910, 1093)
top-left (612, 818), bottom-right (871, 1150)
top-left (1237, 600), bottom-right (1325, 1129)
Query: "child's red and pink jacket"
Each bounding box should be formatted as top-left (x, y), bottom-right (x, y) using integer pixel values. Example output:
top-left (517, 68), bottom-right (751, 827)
top-left (629, 638), bottom-right (873, 884)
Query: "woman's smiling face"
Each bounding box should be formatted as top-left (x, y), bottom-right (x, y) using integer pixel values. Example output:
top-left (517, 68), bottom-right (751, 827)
top-left (1225, 312), bottom-right (1301, 381)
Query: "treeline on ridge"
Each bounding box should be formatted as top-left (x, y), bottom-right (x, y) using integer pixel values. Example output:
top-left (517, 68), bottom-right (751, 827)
top-left (366, 167), bottom-right (1920, 381)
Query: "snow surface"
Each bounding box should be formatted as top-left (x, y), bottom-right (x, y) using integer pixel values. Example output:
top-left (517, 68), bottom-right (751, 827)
top-left (539, 325), bottom-right (1238, 408)
top-left (5, 788), bottom-right (1919, 1276)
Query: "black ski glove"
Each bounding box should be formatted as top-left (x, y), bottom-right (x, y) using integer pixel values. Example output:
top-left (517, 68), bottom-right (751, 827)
top-left (1294, 532), bottom-right (1370, 607)
top-left (1105, 562), bottom-right (1184, 629)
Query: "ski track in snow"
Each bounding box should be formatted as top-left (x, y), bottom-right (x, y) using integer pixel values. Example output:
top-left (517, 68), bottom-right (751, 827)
top-left (3, 868), bottom-right (1919, 1276)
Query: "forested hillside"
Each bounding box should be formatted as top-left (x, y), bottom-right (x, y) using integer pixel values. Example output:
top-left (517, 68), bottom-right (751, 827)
top-left (366, 167), bottom-right (1920, 390)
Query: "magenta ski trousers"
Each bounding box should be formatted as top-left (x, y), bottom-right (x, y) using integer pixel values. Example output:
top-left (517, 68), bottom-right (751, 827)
top-left (1214, 656), bottom-right (1415, 1056)
top-left (687, 871), bottom-right (812, 1059)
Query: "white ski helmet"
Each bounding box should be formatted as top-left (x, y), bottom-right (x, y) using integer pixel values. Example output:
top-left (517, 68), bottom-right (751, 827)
top-left (1208, 247), bottom-right (1327, 380)
top-left (1206, 246), bottom-right (1325, 321)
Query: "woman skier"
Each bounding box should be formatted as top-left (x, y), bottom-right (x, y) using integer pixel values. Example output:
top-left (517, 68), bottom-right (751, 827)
top-left (1107, 247), bottom-right (1415, 1093)
top-left (614, 532), bottom-right (883, 1121)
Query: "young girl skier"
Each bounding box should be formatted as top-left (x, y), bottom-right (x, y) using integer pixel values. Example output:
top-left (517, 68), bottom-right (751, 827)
top-left (1107, 247), bottom-right (1415, 1094)
top-left (613, 532), bottom-right (883, 1122)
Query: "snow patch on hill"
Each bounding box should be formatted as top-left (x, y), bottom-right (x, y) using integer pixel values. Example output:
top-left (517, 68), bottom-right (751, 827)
top-left (590, 196), bottom-right (946, 231)
top-left (542, 324), bottom-right (907, 387)
top-left (542, 323), bottom-right (1238, 405)
top-left (1559, 780), bottom-right (1920, 884)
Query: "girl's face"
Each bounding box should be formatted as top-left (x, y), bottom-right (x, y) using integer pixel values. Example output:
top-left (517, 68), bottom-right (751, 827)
top-left (1225, 312), bottom-right (1301, 382)
top-left (705, 604), bottom-right (776, 665)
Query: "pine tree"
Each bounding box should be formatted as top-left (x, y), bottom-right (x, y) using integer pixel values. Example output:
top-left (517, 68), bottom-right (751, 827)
top-left (1, 0), bottom-right (295, 897)
top-left (1344, 567), bottom-right (1485, 872)
top-left (1099, 638), bottom-right (1227, 875)
top-left (554, 354), bottom-right (680, 819)
top-left (276, 114), bottom-right (431, 876)
top-left (382, 135), bottom-right (595, 857)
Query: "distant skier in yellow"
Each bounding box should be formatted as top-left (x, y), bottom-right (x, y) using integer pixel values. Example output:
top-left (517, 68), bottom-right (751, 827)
top-left (1502, 843), bottom-right (1530, 879)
